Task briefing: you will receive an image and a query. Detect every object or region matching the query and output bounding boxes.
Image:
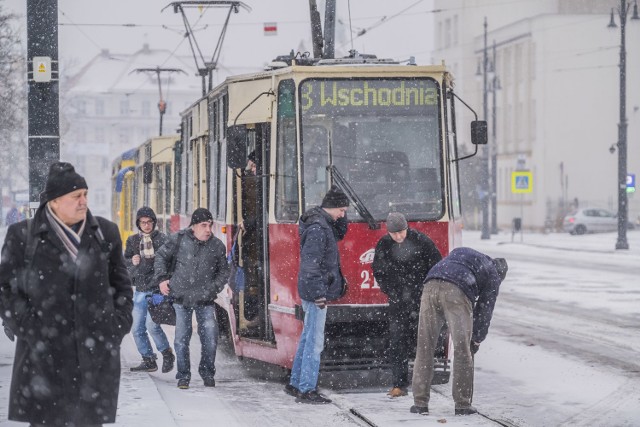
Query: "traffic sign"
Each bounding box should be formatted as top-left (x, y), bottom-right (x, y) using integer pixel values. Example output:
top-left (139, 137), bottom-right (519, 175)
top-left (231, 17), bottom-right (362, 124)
top-left (511, 171), bottom-right (533, 193)
top-left (627, 173), bottom-right (635, 193)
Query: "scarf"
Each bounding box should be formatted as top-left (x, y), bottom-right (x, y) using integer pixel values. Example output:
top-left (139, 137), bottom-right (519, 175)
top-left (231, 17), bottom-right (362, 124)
top-left (140, 232), bottom-right (155, 259)
top-left (45, 203), bottom-right (86, 261)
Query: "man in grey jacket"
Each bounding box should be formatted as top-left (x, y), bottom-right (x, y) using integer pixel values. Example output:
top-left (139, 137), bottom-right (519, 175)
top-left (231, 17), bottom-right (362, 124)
top-left (155, 208), bottom-right (229, 389)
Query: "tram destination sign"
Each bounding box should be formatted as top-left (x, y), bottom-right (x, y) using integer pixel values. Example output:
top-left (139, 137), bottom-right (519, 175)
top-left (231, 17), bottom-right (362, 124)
top-left (300, 79), bottom-right (439, 114)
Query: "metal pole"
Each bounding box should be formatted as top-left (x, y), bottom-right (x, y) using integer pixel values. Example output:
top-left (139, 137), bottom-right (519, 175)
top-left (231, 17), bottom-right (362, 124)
top-left (323, 0), bottom-right (336, 59)
top-left (27, 0), bottom-right (60, 207)
top-left (491, 40), bottom-right (498, 234)
top-left (615, 0), bottom-right (629, 249)
top-left (481, 17), bottom-right (491, 239)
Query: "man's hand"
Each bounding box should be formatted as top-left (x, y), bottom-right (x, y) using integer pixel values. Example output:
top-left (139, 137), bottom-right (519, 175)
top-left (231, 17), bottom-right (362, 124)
top-left (159, 280), bottom-right (170, 296)
top-left (132, 254), bottom-right (141, 266)
top-left (314, 297), bottom-right (327, 309)
top-left (470, 340), bottom-right (480, 355)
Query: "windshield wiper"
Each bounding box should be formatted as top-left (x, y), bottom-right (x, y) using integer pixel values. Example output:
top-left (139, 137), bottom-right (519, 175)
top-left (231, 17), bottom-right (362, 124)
top-left (327, 165), bottom-right (380, 230)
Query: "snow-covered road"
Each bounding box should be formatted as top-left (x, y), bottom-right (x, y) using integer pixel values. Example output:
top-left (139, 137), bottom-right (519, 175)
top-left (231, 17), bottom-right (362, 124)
top-left (1, 229), bottom-right (639, 426)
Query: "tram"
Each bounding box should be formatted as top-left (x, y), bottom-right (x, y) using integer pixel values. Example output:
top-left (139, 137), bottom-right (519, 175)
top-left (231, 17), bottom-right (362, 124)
top-left (114, 52), bottom-right (487, 383)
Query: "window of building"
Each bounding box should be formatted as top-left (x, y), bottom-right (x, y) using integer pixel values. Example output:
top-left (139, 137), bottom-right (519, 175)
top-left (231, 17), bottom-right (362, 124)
top-left (120, 99), bottom-right (129, 115)
top-left (142, 99), bottom-right (151, 116)
top-left (95, 99), bottom-right (104, 116)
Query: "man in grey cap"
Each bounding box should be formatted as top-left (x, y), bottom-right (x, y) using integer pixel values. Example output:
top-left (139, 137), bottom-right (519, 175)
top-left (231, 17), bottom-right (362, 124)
top-left (372, 212), bottom-right (442, 398)
top-left (411, 248), bottom-right (508, 416)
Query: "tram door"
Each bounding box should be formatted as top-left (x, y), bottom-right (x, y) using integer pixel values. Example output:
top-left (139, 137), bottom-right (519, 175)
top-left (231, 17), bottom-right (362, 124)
top-left (234, 123), bottom-right (272, 341)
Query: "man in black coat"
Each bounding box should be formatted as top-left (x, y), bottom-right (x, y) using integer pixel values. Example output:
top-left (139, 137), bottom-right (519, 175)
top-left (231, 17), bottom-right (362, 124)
top-left (0, 162), bottom-right (133, 426)
top-left (124, 206), bottom-right (174, 373)
top-left (372, 212), bottom-right (442, 398)
top-left (410, 247), bottom-right (508, 416)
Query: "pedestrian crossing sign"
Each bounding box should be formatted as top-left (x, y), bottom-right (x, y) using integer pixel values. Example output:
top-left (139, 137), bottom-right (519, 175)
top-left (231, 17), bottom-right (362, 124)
top-left (511, 171), bottom-right (533, 193)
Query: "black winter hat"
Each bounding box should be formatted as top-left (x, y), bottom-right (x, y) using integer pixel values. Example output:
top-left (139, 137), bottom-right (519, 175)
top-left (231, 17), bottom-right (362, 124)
top-left (321, 185), bottom-right (349, 209)
top-left (492, 258), bottom-right (509, 281)
top-left (136, 206), bottom-right (157, 230)
top-left (189, 207), bottom-right (213, 226)
top-left (40, 162), bottom-right (88, 206)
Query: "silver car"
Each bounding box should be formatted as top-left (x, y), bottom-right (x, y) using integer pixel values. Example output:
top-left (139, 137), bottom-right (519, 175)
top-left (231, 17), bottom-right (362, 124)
top-left (563, 208), bottom-right (621, 235)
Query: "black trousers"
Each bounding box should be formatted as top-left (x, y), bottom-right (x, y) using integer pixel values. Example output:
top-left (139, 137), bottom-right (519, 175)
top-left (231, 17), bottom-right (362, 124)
top-left (388, 302), bottom-right (419, 388)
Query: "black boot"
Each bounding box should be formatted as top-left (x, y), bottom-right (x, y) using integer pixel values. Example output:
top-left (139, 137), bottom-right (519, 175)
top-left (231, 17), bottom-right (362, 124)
top-left (130, 356), bottom-right (158, 372)
top-left (161, 348), bottom-right (175, 373)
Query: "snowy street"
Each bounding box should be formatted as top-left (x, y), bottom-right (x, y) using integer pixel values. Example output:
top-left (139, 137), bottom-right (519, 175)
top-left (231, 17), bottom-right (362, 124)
top-left (1, 229), bottom-right (639, 426)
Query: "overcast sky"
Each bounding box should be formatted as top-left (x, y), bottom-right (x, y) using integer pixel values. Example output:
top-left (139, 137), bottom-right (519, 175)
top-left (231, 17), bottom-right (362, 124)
top-left (3, 0), bottom-right (436, 77)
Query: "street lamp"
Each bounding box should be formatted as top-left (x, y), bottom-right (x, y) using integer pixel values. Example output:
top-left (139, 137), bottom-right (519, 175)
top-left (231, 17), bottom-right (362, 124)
top-left (490, 41), bottom-right (501, 234)
top-left (479, 17), bottom-right (492, 240)
top-left (608, 0), bottom-right (639, 250)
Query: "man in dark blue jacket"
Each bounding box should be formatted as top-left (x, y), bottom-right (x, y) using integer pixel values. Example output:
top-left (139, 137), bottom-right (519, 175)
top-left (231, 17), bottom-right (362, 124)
top-left (410, 248), bottom-right (508, 416)
top-left (285, 185), bottom-right (349, 404)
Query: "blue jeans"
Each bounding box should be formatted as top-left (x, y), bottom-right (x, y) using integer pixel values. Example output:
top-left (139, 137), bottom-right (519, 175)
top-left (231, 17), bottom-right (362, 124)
top-left (174, 304), bottom-right (218, 381)
top-left (132, 290), bottom-right (170, 358)
top-left (289, 299), bottom-right (327, 393)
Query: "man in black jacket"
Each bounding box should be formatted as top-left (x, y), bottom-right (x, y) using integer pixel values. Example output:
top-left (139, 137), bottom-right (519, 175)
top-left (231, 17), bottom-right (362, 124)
top-left (410, 248), bottom-right (508, 416)
top-left (124, 206), bottom-right (174, 373)
top-left (372, 212), bottom-right (442, 398)
top-left (156, 208), bottom-right (229, 390)
top-left (0, 162), bottom-right (133, 426)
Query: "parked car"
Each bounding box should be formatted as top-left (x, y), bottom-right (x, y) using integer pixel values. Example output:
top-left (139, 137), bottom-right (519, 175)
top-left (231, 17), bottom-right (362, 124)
top-left (563, 208), bottom-right (634, 235)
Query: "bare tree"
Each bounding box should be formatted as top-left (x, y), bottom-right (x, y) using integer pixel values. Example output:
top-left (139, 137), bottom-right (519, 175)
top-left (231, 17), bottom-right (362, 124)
top-left (0, 4), bottom-right (28, 205)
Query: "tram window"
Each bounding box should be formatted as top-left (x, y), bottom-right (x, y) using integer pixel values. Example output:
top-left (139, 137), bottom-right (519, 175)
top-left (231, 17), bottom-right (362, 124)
top-left (302, 126), bottom-right (329, 211)
top-left (299, 78), bottom-right (444, 221)
top-left (275, 79), bottom-right (299, 222)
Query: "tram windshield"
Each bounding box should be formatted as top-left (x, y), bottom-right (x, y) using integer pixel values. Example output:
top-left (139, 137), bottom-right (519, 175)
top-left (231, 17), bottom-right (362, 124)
top-left (299, 78), bottom-right (444, 222)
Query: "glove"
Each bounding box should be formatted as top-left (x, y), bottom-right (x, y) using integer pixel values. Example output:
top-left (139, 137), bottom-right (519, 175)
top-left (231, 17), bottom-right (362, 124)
top-left (3, 323), bottom-right (15, 342)
top-left (470, 341), bottom-right (480, 355)
top-left (314, 297), bottom-right (327, 309)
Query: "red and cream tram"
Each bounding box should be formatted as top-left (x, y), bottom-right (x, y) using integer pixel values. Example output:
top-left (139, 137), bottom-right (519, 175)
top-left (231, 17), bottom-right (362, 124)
top-left (172, 53), bottom-right (485, 382)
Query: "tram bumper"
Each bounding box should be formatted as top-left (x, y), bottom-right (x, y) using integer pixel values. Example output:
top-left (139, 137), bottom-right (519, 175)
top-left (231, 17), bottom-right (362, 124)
top-left (316, 304), bottom-right (450, 384)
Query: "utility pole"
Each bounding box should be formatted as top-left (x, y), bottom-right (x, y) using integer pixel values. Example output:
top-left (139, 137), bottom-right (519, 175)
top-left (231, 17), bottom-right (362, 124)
top-left (27, 0), bottom-right (59, 208)
top-left (163, 1), bottom-right (250, 96)
top-left (481, 17), bottom-right (491, 240)
top-left (308, 0), bottom-right (324, 58)
top-left (608, 0), bottom-right (638, 250)
top-left (132, 67), bottom-right (186, 136)
top-left (323, 0), bottom-right (336, 59)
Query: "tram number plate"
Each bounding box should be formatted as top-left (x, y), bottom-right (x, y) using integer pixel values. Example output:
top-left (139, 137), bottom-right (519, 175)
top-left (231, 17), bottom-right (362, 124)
top-left (360, 270), bottom-right (380, 289)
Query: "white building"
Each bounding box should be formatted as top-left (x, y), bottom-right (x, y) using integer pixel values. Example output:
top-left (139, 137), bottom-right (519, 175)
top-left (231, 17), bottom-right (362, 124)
top-left (61, 44), bottom-right (202, 219)
top-left (433, 0), bottom-right (640, 232)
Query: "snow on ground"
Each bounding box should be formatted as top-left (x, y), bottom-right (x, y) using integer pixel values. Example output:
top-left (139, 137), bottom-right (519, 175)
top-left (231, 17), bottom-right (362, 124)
top-left (1, 227), bottom-right (639, 426)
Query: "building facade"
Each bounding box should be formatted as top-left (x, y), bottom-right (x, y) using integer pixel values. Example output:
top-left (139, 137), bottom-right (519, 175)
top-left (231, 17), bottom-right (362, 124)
top-left (61, 44), bottom-right (202, 219)
top-left (433, 0), bottom-right (640, 232)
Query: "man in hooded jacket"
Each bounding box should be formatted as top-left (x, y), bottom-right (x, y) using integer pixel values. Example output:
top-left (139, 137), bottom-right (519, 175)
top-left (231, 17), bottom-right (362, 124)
top-left (0, 162), bottom-right (133, 427)
top-left (285, 185), bottom-right (349, 404)
top-left (124, 206), bottom-right (174, 373)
